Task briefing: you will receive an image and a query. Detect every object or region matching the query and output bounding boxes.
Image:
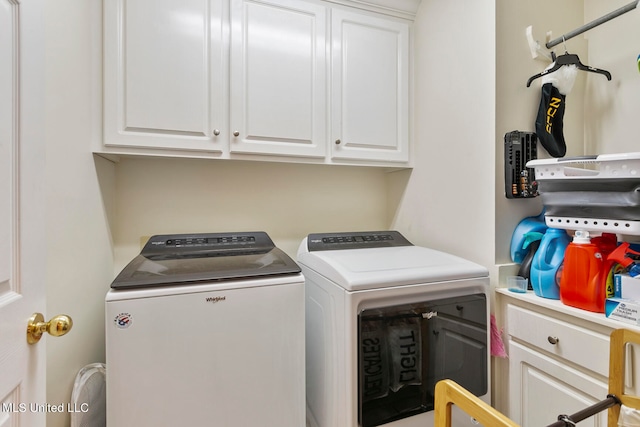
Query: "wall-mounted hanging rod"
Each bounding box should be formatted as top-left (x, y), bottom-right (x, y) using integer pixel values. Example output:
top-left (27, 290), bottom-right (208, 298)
top-left (546, 0), bottom-right (639, 49)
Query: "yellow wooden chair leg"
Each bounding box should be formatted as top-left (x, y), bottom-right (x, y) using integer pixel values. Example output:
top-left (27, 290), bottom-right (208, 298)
top-left (434, 379), bottom-right (519, 427)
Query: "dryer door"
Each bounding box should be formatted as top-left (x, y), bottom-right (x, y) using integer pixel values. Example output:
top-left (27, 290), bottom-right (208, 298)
top-left (358, 293), bottom-right (487, 427)
top-left (426, 297), bottom-right (488, 398)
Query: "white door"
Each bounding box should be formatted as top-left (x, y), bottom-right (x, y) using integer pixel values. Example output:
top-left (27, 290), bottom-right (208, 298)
top-left (229, 0), bottom-right (327, 158)
top-left (0, 0), bottom-right (47, 425)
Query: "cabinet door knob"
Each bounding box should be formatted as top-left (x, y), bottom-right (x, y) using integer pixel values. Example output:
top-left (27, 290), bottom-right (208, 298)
top-left (547, 336), bottom-right (559, 345)
top-left (233, 131), bottom-right (240, 137)
top-left (213, 129), bottom-right (220, 136)
top-left (335, 139), bottom-right (341, 145)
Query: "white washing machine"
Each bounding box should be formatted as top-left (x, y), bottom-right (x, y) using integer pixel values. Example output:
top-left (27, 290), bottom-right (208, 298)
top-left (105, 232), bottom-right (305, 427)
top-left (297, 231), bottom-right (490, 427)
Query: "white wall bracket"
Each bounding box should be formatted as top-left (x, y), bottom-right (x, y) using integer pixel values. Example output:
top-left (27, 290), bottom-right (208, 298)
top-left (526, 25), bottom-right (553, 62)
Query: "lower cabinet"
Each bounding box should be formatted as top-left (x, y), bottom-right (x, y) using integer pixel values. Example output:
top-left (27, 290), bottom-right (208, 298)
top-left (508, 341), bottom-right (607, 427)
top-left (496, 290), bottom-right (640, 427)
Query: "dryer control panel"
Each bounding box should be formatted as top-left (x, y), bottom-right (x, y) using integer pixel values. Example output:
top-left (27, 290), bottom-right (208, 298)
top-left (307, 231), bottom-right (412, 251)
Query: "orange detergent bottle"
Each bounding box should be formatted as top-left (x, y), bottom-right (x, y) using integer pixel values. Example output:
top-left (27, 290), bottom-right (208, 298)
top-left (559, 230), bottom-right (605, 312)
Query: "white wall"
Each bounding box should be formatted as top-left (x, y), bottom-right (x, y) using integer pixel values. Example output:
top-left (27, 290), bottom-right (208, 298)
top-left (44, 2), bottom-right (113, 427)
top-left (494, 0), bottom-right (585, 267)
top-left (391, 0), bottom-right (497, 276)
top-left (111, 157), bottom-right (391, 270)
top-left (584, 0), bottom-right (640, 154)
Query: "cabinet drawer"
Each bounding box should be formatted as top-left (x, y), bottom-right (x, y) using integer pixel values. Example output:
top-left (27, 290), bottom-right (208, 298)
top-left (507, 305), bottom-right (609, 377)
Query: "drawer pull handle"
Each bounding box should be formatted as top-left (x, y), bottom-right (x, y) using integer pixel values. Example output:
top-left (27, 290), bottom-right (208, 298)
top-left (548, 336), bottom-right (559, 345)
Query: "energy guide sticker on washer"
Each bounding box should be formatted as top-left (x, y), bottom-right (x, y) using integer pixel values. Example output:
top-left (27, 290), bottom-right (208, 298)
top-left (114, 313), bottom-right (133, 329)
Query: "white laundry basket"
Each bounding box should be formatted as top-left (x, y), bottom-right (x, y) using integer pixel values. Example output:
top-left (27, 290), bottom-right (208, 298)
top-left (70, 363), bottom-right (106, 427)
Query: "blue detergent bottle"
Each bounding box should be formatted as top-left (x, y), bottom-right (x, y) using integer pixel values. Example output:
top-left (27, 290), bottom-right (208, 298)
top-left (530, 228), bottom-right (570, 299)
top-left (510, 210), bottom-right (547, 263)
top-left (517, 232), bottom-right (544, 290)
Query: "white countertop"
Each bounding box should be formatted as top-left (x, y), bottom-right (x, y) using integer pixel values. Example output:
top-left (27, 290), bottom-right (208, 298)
top-left (496, 287), bottom-right (640, 332)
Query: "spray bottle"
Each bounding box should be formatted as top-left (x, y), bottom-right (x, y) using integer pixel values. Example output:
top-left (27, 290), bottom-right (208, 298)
top-left (607, 242), bottom-right (640, 277)
top-left (592, 233), bottom-right (619, 298)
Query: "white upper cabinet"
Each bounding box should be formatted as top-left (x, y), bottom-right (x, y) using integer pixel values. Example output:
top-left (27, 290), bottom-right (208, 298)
top-left (102, 0), bottom-right (415, 166)
top-left (229, 0), bottom-right (327, 158)
top-left (104, 0), bottom-right (228, 153)
top-left (331, 9), bottom-right (410, 163)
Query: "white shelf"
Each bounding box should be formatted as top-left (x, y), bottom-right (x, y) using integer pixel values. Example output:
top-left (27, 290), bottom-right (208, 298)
top-left (528, 152), bottom-right (640, 180)
top-left (496, 288), bottom-right (640, 332)
top-left (545, 215), bottom-right (640, 236)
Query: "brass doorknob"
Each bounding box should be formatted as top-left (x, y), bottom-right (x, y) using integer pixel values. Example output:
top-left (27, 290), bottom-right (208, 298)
top-left (27, 313), bottom-right (73, 344)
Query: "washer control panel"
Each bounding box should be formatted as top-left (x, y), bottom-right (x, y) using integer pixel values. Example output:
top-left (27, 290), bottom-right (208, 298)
top-left (307, 231), bottom-right (412, 251)
top-left (164, 235), bottom-right (256, 247)
top-left (141, 232), bottom-right (271, 258)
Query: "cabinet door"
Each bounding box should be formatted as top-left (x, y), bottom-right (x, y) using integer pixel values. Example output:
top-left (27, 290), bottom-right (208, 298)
top-left (508, 341), bottom-right (608, 427)
top-left (104, 0), bottom-right (227, 152)
top-left (229, 0), bottom-right (327, 158)
top-left (331, 9), bottom-right (409, 163)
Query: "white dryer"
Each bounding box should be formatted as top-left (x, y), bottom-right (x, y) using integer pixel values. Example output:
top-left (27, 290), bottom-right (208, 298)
top-left (106, 232), bottom-right (304, 427)
top-left (297, 231), bottom-right (490, 427)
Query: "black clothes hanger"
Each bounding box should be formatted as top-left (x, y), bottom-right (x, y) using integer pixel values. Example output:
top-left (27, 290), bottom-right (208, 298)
top-left (526, 51), bottom-right (612, 87)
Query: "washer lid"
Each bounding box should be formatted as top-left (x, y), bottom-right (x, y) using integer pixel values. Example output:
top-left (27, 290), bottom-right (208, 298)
top-left (297, 232), bottom-right (488, 291)
top-left (111, 232), bottom-right (300, 290)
